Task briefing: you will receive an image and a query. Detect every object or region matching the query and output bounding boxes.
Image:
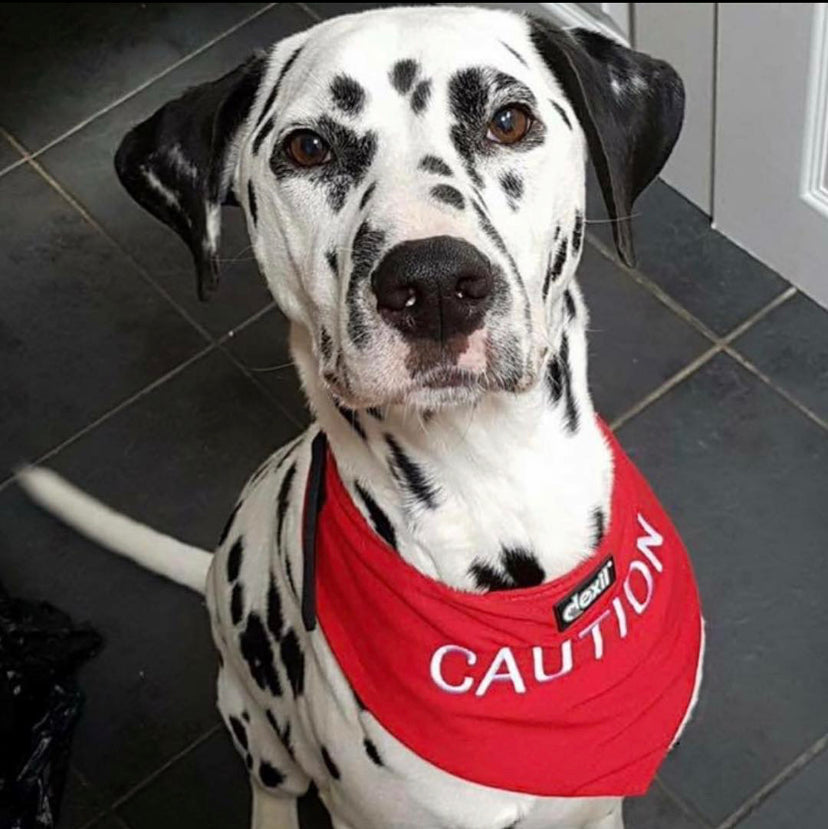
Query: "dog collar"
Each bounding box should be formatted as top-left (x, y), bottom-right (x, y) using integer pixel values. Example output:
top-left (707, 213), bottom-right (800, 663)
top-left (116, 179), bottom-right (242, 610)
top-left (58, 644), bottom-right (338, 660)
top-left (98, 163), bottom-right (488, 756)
top-left (302, 422), bottom-right (703, 797)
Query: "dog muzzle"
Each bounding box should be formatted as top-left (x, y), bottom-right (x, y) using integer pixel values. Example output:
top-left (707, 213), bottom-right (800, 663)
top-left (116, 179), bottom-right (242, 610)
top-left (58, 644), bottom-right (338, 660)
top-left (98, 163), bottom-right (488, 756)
top-left (300, 423), bottom-right (703, 797)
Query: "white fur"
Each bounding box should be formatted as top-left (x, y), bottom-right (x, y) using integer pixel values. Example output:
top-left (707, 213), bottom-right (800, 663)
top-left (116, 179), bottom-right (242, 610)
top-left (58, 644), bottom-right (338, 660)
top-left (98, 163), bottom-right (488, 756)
top-left (17, 466), bottom-right (210, 593)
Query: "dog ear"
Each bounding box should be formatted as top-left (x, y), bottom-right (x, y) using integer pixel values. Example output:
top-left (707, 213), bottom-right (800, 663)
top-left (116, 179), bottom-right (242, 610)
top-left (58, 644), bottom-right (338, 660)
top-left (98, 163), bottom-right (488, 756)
top-left (114, 55), bottom-right (266, 300)
top-left (528, 20), bottom-right (684, 267)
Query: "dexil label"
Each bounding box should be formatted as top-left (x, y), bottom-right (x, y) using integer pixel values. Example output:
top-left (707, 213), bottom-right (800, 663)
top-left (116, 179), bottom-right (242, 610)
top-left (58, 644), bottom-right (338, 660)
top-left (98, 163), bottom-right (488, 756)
top-left (554, 557), bottom-right (616, 631)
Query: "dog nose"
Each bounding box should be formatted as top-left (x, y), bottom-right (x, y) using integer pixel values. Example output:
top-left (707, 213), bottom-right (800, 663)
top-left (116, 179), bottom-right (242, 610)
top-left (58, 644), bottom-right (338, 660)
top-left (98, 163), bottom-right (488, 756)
top-left (371, 236), bottom-right (493, 341)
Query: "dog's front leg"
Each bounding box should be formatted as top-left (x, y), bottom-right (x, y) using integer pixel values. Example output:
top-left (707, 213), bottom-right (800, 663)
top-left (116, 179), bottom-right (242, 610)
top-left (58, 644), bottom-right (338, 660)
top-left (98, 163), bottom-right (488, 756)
top-left (583, 802), bottom-right (624, 829)
top-left (250, 782), bottom-right (301, 829)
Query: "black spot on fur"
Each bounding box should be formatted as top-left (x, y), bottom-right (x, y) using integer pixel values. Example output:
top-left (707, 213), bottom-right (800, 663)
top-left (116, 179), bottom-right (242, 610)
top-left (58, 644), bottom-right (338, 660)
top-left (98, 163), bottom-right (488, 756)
top-left (284, 554), bottom-right (297, 599)
top-left (256, 46), bottom-right (303, 128)
top-left (547, 355), bottom-right (564, 403)
top-left (500, 170), bottom-right (524, 208)
top-left (276, 462), bottom-right (297, 547)
top-left (218, 502), bottom-right (241, 547)
top-left (367, 406), bottom-right (383, 420)
top-left (240, 612), bottom-right (281, 695)
top-left (280, 627), bottom-right (305, 697)
top-left (320, 327), bottom-right (333, 361)
top-left (266, 710), bottom-right (279, 732)
top-left (469, 560), bottom-right (512, 592)
top-left (231, 582), bottom-right (244, 625)
top-left (347, 221), bottom-right (386, 350)
top-left (391, 59), bottom-right (419, 94)
top-left (543, 237), bottom-right (569, 301)
top-left (411, 79), bottom-right (432, 114)
top-left (431, 184), bottom-right (465, 210)
top-left (267, 576), bottom-right (283, 641)
top-left (448, 68), bottom-right (489, 187)
top-left (321, 745), bottom-right (341, 780)
top-left (385, 434), bottom-right (439, 509)
top-left (281, 722), bottom-right (296, 761)
top-left (501, 41), bottom-right (529, 67)
top-left (572, 210), bottom-right (584, 253)
top-left (502, 547), bottom-right (545, 587)
top-left (325, 249), bottom-right (338, 278)
top-left (559, 334), bottom-right (579, 432)
top-left (355, 482), bottom-right (397, 550)
top-left (229, 715), bottom-right (249, 750)
top-left (359, 181), bottom-right (377, 210)
top-left (592, 508), bottom-right (606, 548)
top-left (259, 760), bottom-right (285, 788)
top-left (471, 200), bottom-right (520, 280)
top-left (226, 538), bottom-right (244, 583)
top-left (364, 738), bottom-right (383, 766)
top-left (336, 403), bottom-right (367, 440)
top-left (448, 67), bottom-right (545, 185)
top-left (551, 100), bottom-right (572, 130)
top-left (419, 155), bottom-right (453, 177)
top-left (242, 711), bottom-right (250, 722)
top-left (271, 116), bottom-right (377, 213)
top-left (471, 201), bottom-right (506, 255)
top-left (252, 117), bottom-right (274, 155)
top-left (247, 180), bottom-right (258, 225)
top-left (330, 74), bottom-right (366, 115)
top-left (246, 753), bottom-right (253, 770)
top-left (564, 289), bottom-right (576, 320)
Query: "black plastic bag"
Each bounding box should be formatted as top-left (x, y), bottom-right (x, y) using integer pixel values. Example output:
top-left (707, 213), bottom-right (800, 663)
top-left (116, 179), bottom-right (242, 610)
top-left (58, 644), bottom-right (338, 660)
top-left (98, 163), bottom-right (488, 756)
top-left (0, 581), bottom-right (102, 829)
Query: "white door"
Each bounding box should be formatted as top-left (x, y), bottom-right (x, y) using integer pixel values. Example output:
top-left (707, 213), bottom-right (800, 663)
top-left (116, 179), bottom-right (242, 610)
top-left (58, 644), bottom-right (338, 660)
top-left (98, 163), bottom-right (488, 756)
top-left (714, 3), bottom-right (828, 308)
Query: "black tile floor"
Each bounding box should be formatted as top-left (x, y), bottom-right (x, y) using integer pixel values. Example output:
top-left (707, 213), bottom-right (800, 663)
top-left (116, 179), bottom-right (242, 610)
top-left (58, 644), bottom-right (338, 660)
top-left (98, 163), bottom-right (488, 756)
top-left (1, 4), bottom-right (826, 828)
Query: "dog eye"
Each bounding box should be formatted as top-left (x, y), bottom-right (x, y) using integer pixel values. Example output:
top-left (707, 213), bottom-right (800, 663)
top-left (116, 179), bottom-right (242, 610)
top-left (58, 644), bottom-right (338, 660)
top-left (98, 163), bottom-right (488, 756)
top-left (487, 105), bottom-right (532, 145)
top-left (284, 130), bottom-right (332, 167)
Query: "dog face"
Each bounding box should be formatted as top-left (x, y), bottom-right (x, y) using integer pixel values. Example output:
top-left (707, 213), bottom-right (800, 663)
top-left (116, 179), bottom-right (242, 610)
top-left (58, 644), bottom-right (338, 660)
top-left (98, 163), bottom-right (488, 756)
top-left (116, 6), bottom-right (683, 411)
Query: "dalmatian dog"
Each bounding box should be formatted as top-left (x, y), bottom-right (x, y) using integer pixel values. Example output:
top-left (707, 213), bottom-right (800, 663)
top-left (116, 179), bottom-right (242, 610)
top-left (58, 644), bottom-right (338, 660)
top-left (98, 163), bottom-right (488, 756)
top-left (19, 6), bottom-right (698, 829)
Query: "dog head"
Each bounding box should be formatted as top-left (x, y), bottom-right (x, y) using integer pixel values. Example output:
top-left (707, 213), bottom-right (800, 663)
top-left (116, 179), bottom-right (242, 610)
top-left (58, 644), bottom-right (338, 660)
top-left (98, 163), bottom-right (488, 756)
top-left (115, 6), bottom-right (683, 411)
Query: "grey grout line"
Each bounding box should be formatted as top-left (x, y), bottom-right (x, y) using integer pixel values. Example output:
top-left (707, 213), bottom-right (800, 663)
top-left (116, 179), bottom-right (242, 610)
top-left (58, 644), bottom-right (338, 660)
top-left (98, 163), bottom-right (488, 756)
top-left (296, 2), bottom-right (324, 23)
top-left (217, 300), bottom-right (277, 345)
top-left (217, 338), bottom-right (306, 429)
top-left (654, 776), bottom-right (715, 828)
top-left (610, 345), bottom-right (720, 431)
top-left (586, 232), bottom-right (721, 343)
top-left (724, 345), bottom-right (828, 432)
top-left (0, 135), bottom-right (303, 474)
top-left (1, 4), bottom-right (278, 173)
top-left (716, 732), bottom-right (828, 829)
top-left (68, 766), bottom-right (107, 829)
top-left (3, 130), bottom-right (217, 344)
top-left (0, 155), bottom-right (27, 178)
top-left (588, 232), bottom-right (818, 433)
top-left (5, 129), bottom-right (305, 430)
top-left (0, 344), bottom-right (215, 495)
top-left (109, 723), bottom-right (222, 813)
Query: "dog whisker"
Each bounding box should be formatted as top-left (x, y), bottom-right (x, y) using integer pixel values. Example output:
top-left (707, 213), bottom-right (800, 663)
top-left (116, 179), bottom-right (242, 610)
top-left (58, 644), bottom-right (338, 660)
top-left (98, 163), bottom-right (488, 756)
top-left (246, 360), bottom-right (296, 373)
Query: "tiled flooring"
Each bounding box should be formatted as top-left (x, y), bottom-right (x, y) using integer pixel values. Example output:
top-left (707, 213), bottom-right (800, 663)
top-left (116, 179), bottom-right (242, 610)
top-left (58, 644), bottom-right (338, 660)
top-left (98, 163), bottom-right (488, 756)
top-left (1, 4), bottom-right (826, 828)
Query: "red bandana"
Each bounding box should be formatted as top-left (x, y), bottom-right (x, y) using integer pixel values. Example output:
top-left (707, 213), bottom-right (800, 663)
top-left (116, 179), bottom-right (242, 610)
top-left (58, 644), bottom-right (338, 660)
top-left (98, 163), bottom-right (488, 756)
top-left (310, 423), bottom-right (703, 797)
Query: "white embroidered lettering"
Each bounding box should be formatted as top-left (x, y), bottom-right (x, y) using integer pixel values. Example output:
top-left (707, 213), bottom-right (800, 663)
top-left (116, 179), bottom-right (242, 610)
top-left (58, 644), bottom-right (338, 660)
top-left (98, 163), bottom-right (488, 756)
top-left (624, 560), bottom-right (655, 614)
top-left (533, 642), bottom-right (573, 682)
top-left (636, 513), bottom-right (664, 572)
top-left (431, 645), bottom-right (476, 694)
top-left (476, 647), bottom-right (526, 697)
top-left (612, 596), bottom-right (628, 638)
top-left (578, 609), bottom-right (611, 660)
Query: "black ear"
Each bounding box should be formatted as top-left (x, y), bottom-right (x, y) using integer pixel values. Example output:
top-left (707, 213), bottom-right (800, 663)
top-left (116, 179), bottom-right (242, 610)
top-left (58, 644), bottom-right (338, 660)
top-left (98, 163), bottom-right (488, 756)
top-left (114, 55), bottom-right (266, 300)
top-left (529, 20), bottom-right (685, 266)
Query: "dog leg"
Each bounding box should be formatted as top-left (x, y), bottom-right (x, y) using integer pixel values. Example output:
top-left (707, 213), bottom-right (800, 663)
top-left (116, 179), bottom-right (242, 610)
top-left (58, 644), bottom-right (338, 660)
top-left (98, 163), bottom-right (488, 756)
top-left (584, 803), bottom-right (624, 829)
top-left (251, 782), bottom-right (301, 829)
